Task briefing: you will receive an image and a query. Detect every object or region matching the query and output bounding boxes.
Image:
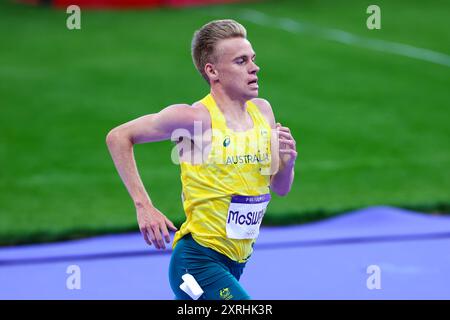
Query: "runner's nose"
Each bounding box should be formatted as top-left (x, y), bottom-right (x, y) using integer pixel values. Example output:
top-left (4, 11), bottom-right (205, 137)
top-left (249, 60), bottom-right (260, 74)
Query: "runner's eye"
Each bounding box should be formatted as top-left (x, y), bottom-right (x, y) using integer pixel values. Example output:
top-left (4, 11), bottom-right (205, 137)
top-left (235, 57), bottom-right (248, 65)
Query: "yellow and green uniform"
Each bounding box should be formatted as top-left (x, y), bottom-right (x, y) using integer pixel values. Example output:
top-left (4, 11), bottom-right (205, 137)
top-left (169, 93), bottom-right (272, 300)
top-left (172, 93), bottom-right (272, 262)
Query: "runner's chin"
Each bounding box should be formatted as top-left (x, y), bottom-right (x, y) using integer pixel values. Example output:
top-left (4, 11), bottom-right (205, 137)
top-left (247, 85), bottom-right (259, 98)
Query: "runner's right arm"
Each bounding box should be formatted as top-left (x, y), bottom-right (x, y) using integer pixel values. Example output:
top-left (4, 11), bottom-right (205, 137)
top-left (106, 104), bottom-right (197, 249)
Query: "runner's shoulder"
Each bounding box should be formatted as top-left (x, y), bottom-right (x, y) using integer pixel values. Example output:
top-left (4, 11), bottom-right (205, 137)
top-left (190, 100), bottom-right (212, 124)
top-left (167, 102), bottom-right (209, 123)
top-left (250, 98), bottom-right (276, 127)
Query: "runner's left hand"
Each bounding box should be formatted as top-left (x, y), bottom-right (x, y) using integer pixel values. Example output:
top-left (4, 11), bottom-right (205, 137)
top-left (276, 122), bottom-right (297, 169)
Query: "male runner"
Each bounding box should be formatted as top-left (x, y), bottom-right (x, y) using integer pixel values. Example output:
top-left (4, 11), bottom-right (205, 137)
top-left (106, 19), bottom-right (297, 300)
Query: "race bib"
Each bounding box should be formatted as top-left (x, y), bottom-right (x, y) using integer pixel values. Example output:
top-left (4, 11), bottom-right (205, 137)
top-left (225, 194), bottom-right (271, 239)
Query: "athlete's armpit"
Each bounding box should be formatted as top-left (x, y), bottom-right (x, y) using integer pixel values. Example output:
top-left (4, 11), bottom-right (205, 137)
top-left (251, 98), bottom-right (279, 177)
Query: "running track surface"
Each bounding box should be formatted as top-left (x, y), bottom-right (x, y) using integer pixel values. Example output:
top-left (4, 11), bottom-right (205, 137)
top-left (1, 206), bottom-right (449, 299)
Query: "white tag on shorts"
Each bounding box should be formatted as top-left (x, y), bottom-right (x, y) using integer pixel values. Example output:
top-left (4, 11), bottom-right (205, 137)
top-left (180, 273), bottom-right (204, 300)
top-left (225, 194), bottom-right (271, 239)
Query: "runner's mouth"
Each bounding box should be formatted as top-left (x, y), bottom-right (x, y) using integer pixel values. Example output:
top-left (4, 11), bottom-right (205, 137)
top-left (248, 79), bottom-right (258, 88)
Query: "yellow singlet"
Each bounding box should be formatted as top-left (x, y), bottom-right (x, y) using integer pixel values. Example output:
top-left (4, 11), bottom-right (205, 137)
top-left (172, 93), bottom-right (272, 263)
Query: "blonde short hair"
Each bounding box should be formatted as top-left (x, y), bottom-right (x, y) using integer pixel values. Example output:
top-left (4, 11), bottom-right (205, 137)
top-left (191, 19), bottom-right (247, 83)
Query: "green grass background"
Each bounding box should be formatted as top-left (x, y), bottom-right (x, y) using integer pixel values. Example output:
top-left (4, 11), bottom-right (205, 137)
top-left (0, 0), bottom-right (449, 245)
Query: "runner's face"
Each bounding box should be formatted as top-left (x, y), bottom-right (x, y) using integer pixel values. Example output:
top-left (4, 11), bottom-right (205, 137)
top-left (213, 38), bottom-right (260, 100)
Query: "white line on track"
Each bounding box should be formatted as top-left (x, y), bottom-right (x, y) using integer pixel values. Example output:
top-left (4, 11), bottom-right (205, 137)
top-left (206, 8), bottom-right (450, 68)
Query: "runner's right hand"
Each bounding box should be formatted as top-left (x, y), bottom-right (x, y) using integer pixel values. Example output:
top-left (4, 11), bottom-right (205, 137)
top-left (136, 205), bottom-right (178, 249)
